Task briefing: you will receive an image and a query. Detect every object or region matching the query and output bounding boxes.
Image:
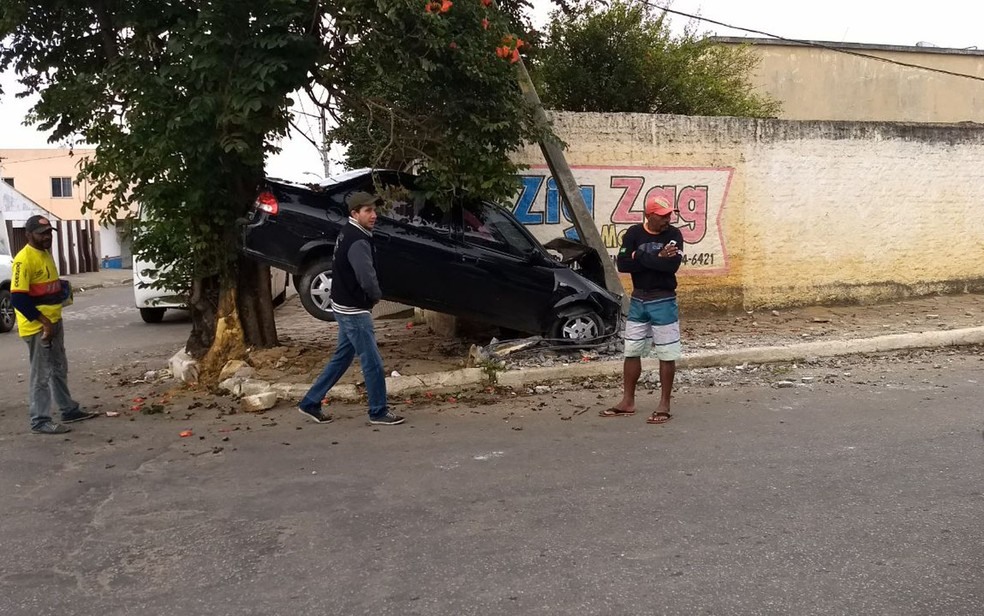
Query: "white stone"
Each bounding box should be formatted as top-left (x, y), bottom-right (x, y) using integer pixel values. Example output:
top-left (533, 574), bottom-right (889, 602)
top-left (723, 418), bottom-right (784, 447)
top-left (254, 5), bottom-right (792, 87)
top-left (241, 392), bottom-right (278, 412)
top-left (240, 380), bottom-right (272, 397)
top-left (169, 350), bottom-right (199, 385)
top-left (219, 360), bottom-right (249, 382)
top-left (218, 377), bottom-right (244, 396)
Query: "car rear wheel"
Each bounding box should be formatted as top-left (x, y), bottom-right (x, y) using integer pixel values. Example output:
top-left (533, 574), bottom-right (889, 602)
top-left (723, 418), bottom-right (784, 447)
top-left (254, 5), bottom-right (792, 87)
top-left (140, 307), bottom-right (166, 324)
top-left (298, 258), bottom-right (336, 322)
top-left (0, 289), bottom-right (15, 333)
top-left (550, 308), bottom-right (603, 343)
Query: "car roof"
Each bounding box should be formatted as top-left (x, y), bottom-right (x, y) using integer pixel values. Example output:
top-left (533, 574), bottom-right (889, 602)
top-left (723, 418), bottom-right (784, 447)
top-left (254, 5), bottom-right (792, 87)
top-left (266, 168), bottom-right (405, 191)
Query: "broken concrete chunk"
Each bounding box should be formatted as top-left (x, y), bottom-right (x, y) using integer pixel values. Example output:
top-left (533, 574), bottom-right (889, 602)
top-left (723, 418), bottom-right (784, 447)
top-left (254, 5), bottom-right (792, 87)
top-left (219, 359), bottom-right (250, 382)
top-left (241, 392), bottom-right (278, 412)
top-left (169, 350), bottom-right (199, 385)
top-left (218, 377), bottom-right (245, 396)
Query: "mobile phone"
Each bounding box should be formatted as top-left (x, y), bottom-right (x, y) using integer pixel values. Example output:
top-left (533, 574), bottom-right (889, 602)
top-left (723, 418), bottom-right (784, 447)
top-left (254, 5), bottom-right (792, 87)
top-left (667, 240), bottom-right (678, 247)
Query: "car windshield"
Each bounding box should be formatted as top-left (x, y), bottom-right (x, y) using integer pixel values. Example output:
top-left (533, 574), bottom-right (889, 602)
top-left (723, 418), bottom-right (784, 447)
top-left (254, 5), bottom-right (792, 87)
top-left (461, 201), bottom-right (538, 257)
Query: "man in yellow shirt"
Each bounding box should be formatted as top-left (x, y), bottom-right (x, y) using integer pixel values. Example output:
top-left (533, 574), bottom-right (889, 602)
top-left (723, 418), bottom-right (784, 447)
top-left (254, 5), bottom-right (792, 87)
top-left (11, 215), bottom-right (97, 434)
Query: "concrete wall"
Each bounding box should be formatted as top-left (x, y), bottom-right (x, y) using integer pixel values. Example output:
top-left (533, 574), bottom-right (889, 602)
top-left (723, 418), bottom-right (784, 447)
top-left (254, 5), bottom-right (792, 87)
top-left (510, 112), bottom-right (984, 312)
top-left (713, 38), bottom-right (984, 123)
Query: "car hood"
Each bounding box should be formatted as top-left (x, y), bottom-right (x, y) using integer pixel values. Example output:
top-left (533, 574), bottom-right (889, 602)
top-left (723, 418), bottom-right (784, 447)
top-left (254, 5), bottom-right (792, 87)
top-left (542, 237), bottom-right (608, 289)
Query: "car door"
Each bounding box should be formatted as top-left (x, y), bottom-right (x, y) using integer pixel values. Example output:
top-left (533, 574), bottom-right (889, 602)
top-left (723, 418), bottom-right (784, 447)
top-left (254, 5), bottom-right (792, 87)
top-left (371, 190), bottom-right (461, 309)
top-left (452, 200), bottom-right (556, 333)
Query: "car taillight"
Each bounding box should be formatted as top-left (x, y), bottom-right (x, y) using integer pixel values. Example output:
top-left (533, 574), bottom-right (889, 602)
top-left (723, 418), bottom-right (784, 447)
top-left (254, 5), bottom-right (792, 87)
top-left (255, 191), bottom-right (279, 215)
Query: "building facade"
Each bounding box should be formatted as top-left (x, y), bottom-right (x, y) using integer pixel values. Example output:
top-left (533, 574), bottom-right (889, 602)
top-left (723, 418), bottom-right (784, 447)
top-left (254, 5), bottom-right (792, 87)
top-left (0, 148), bottom-right (128, 266)
top-left (713, 37), bottom-right (984, 123)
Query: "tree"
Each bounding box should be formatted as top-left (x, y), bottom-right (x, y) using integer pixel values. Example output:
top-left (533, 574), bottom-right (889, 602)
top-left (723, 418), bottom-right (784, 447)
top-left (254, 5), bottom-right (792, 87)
top-left (1, 0), bottom-right (320, 374)
top-left (324, 0), bottom-right (548, 203)
top-left (533, 1), bottom-right (781, 118)
top-left (0, 1), bottom-right (553, 380)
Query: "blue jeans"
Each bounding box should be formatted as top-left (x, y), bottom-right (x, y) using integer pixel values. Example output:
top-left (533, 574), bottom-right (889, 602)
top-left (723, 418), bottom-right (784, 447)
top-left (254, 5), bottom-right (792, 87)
top-left (24, 320), bottom-right (81, 429)
top-left (300, 312), bottom-right (388, 418)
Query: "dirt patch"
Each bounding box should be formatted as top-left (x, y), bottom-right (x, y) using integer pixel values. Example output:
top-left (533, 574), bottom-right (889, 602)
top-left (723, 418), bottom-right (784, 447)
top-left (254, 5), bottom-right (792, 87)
top-left (249, 304), bottom-right (476, 385)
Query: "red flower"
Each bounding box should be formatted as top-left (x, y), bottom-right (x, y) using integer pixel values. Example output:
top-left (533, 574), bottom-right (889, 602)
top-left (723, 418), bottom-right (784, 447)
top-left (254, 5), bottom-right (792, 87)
top-left (482, 0), bottom-right (492, 7)
top-left (440, 0), bottom-right (453, 12)
top-left (495, 45), bottom-right (510, 59)
top-left (510, 47), bottom-right (521, 63)
top-left (481, 17), bottom-right (490, 30)
top-left (449, 41), bottom-right (458, 50)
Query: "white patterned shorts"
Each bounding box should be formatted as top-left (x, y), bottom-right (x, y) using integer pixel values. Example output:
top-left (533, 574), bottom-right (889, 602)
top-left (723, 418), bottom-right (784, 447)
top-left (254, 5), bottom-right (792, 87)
top-left (624, 296), bottom-right (682, 361)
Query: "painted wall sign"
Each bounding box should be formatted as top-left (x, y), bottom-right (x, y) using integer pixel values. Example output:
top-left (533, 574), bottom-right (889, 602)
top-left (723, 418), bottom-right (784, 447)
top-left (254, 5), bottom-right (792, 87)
top-left (511, 165), bottom-right (733, 274)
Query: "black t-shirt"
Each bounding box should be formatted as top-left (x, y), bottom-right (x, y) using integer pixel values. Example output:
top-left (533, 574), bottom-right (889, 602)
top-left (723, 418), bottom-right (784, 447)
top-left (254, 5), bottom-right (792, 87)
top-left (616, 224), bottom-right (684, 295)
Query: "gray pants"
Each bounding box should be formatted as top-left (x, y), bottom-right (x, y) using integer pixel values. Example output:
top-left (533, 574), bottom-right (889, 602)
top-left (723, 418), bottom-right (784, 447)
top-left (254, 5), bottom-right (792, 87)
top-left (24, 320), bottom-right (80, 429)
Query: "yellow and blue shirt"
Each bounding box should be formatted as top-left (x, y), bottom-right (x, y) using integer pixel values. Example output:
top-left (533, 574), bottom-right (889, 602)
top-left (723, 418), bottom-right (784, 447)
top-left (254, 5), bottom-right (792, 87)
top-left (11, 244), bottom-right (63, 338)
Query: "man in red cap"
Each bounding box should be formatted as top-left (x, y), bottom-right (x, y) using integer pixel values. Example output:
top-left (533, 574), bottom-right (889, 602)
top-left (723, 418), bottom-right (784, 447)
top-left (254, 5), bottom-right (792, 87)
top-left (600, 197), bottom-right (684, 424)
top-left (11, 215), bottom-right (97, 434)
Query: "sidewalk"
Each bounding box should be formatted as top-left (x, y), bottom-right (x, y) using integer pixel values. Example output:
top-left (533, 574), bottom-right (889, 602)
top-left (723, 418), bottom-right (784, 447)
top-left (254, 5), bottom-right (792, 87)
top-left (63, 268), bottom-right (133, 291)
top-left (223, 291), bottom-right (984, 402)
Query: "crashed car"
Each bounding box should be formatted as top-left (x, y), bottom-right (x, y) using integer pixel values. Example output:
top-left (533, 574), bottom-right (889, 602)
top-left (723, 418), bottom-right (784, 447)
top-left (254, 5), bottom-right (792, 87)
top-left (241, 169), bottom-right (621, 342)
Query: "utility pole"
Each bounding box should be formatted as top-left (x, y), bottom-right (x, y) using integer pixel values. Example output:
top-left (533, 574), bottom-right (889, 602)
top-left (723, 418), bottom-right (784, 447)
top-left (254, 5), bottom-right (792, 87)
top-left (318, 108), bottom-right (331, 179)
top-left (514, 59), bottom-right (627, 312)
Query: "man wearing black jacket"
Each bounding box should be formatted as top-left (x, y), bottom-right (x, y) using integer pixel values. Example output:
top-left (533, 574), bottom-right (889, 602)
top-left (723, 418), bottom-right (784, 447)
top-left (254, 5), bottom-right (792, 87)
top-left (599, 199), bottom-right (683, 424)
top-left (298, 192), bottom-right (405, 426)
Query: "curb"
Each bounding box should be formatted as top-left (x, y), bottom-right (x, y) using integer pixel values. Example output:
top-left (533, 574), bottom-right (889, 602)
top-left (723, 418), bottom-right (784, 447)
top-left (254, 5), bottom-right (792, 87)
top-left (66, 277), bottom-right (133, 292)
top-left (223, 326), bottom-right (984, 402)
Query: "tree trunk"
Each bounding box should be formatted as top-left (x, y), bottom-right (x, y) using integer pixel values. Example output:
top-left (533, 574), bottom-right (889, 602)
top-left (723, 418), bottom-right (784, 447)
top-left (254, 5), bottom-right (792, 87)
top-left (186, 276), bottom-right (222, 358)
top-left (185, 257), bottom-right (279, 385)
top-left (236, 257), bottom-right (278, 348)
top-left (198, 285), bottom-right (247, 385)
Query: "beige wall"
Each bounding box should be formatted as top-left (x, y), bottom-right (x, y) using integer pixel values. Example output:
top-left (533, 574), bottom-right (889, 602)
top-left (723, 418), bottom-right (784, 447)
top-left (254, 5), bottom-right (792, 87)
top-left (0, 148), bottom-right (110, 220)
top-left (512, 112), bottom-right (984, 312)
top-left (715, 38), bottom-right (984, 123)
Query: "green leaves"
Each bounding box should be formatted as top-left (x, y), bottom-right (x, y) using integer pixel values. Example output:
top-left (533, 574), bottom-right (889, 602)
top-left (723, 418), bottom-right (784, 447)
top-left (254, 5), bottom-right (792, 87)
top-left (533, 1), bottom-right (780, 118)
top-left (325, 0), bottom-right (549, 204)
top-left (0, 0), bottom-right (321, 297)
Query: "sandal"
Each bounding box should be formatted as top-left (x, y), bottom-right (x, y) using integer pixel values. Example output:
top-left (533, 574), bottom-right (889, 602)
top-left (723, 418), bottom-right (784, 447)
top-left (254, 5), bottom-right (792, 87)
top-left (599, 407), bottom-right (635, 417)
top-left (646, 411), bottom-right (672, 424)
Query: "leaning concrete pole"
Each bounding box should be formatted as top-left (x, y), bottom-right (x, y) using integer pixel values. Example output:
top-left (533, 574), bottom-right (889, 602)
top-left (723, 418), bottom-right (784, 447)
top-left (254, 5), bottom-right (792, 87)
top-left (514, 59), bottom-right (628, 312)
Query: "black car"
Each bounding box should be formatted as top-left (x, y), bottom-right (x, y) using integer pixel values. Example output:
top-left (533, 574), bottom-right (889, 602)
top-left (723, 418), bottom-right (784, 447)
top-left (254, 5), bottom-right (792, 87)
top-left (241, 169), bottom-right (621, 342)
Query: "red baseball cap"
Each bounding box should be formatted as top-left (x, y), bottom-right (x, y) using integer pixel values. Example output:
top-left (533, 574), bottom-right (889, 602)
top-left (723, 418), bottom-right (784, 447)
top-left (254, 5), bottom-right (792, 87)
top-left (644, 197), bottom-right (674, 217)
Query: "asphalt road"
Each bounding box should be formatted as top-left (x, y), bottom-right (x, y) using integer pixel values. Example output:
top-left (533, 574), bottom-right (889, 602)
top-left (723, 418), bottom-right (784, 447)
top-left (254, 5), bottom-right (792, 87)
top-left (0, 284), bottom-right (191, 380)
top-left (1, 286), bottom-right (983, 615)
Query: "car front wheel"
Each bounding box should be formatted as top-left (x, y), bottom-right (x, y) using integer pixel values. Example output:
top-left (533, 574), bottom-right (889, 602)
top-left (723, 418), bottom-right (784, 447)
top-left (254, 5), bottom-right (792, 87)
top-left (0, 289), bottom-right (15, 333)
top-left (298, 258), bottom-right (336, 322)
top-left (550, 308), bottom-right (603, 343)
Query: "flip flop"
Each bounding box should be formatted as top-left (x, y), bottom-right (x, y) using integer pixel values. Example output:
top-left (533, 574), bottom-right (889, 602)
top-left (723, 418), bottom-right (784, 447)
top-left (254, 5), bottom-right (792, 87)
top-left (646, 411), bottom-right (672, 424)
top-left (599, 407), bottom-right (635, 417)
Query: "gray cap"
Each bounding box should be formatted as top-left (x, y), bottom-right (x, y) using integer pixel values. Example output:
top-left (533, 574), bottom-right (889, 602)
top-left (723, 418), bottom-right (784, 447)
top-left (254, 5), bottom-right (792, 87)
top-left (346, 191), bottom-right (383, 211)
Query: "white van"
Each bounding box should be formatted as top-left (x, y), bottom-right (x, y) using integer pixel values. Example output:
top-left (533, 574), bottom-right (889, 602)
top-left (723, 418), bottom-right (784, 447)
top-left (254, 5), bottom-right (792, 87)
top-left (0, 212), bottom-right (13, 333)
top-left (133, 207), bottom-right (287, 323)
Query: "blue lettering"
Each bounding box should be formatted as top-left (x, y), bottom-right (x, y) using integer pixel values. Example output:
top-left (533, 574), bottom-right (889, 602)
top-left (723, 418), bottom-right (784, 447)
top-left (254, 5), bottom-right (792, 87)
top-left (513, 176), bottom-right (545, 225)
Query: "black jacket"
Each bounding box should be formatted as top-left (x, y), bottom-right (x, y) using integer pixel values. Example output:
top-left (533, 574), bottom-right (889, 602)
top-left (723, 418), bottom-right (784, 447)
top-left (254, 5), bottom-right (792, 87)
top-left (330, 220), bottom-right (382, 312)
